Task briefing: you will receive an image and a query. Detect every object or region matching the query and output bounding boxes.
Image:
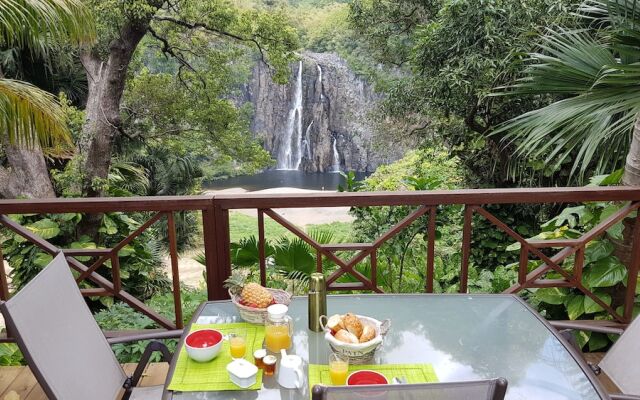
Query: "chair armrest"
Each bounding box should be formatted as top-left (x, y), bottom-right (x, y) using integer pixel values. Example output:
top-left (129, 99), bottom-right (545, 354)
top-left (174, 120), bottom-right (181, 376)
top-left (107, 329), bottom-right (183, 345)
top-left (121, 341), bottom-right (173, 400)
top-left (550, 321), bottom-right (624, 335)
top-left (610, 395), bottom-right (640, 400)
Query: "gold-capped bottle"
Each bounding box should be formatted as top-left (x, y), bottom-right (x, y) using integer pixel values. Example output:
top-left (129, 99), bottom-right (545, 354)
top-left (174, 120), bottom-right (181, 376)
top-left (308, 273), bottom-right (327, 332)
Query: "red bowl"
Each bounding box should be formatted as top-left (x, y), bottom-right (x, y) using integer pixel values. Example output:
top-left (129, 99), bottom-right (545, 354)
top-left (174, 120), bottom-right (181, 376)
top-left (347, 370), bottom-right (389, 386)
top-left (185, 329), bottom-right (223, 362)
top-left (186, 329), bottom-right (223, 348)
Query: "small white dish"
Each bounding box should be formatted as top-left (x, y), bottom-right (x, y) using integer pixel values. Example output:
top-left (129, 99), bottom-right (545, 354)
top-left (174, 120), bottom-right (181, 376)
top-left (227, 359), bottom-right (259, 388)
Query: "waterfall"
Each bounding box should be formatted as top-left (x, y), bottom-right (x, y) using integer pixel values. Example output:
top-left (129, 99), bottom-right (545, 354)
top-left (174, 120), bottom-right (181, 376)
top-left (332, 137), bottom-right (340, 173)
top-left (303, 121), bottom-right (314, 159)
top-left (317, 65), bottom-right (325, 101)
top-left (277, 61), bottom-right (304, 170)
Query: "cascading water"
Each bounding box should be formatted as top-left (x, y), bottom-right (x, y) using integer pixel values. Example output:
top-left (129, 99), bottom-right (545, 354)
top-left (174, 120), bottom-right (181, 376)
top-left (303, 121), bottom-right (314, 159)
top-left (317, 65), bottom-right (325, 101)
top-left (331, 137), bottom-right (340, 172)
top-left (277, 61), bottom-right (304, 170)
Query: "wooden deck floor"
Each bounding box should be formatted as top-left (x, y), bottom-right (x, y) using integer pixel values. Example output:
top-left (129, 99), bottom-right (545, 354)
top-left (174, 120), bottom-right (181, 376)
top-left (0, 354), bottom-right (620, 399)
top-left (0, 363), bottom-right (169, 400)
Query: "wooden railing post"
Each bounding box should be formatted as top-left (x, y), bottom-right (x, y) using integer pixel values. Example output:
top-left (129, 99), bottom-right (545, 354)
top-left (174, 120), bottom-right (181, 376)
top-left (460, 205), bottom-right (474, 293)
top-left (0, 243), bottom-right (9, 301)
top-left (425, 207), bottom-right (436, 293)
top-left (202, 201), bottom-right (232, 300)
top-left (624, 212), bottom-right (640, 323)
top-left (258, 210), bottom-right (267, 287)
top-left (166, 212), bottom-right (183, 329)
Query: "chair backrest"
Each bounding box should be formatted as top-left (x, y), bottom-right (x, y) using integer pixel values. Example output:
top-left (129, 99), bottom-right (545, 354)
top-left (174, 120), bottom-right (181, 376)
top-left (600, 315), bottom-right (640, 395)
top-left (312, 378), bottom-right (508, 400)
top-left (0, 253), bottom-right (127, 400)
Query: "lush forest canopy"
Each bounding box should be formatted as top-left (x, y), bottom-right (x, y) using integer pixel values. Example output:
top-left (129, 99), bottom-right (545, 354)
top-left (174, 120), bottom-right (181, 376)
top-left (3, 0), bottom-right (640, 363)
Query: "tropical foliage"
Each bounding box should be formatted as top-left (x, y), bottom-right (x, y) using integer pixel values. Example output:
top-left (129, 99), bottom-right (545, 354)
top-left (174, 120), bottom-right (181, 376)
top-left (494, 0), bottom-right (640, 180)
top-left (517, 171), bottom-right (638, 350)
top-left (0, 0), bottom-right (94, 146)
top-left (0, 211), bottom-right (170, 303)
top-left (347, 0), bottom-right (580, 185)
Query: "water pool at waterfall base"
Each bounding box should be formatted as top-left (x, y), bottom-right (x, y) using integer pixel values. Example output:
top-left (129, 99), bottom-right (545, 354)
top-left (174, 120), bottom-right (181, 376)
top-left (203, 170), bottom-right (369, 192)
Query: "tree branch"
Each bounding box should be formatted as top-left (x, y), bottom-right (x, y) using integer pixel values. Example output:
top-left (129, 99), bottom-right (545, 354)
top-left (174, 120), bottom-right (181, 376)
top-left (148, 26), bottom-right (197, 74)
top-left (464, 101), bottom-right (488, 134)
top-left (152, 15), bottom-right (267, 64)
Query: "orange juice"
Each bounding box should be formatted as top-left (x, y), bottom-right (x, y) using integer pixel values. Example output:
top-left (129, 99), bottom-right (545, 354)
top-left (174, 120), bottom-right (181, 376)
top-left (229, 336), bottom-right (246, 359)
top-left (329, 360), bottom-right (349, 385)
top-left (265, 325), bottom-right (291, 352)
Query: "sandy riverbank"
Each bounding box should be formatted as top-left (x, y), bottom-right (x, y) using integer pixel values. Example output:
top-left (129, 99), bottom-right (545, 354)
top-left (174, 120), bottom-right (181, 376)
top-left (207, 187), bottom-right (354, 225)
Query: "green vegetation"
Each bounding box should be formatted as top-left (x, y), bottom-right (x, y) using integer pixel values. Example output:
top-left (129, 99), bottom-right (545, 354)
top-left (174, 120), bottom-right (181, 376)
top-left (0, 0), bottom-right (94, 148)
top-left (5, 0), bottom-right (640, 365)
top-left (229, 212), bottom-right (291, 242)
top-left (495, 1), bottom-right (640, 183)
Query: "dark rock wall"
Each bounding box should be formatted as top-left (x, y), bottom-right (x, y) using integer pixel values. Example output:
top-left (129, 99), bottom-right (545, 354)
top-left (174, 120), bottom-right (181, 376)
top-left (245, 52), bottom-right (393, 173)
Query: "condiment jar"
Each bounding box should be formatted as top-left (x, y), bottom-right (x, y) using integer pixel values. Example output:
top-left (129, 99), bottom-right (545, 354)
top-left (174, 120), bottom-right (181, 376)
top-left (254, 349), bottom-right (266, 368)
top-left (265, 304), bottom-right (293, 353)
top-left (263, 355), bottom-right (277, 376)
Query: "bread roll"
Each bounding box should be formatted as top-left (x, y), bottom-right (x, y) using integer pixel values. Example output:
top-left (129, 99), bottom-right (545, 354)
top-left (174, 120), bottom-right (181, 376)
top-left (359, 325), bottom-right (376, 343)
top-left (343, 313), bottom-right (363, 338)
top-left (326, 314), bottom-right (344, 333)
top-left (334, 329), bottom-right (359, 344)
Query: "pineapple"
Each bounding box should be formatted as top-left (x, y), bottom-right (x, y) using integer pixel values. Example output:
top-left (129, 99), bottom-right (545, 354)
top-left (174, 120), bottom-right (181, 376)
top-left (224, 272), bottom-right (274, 308)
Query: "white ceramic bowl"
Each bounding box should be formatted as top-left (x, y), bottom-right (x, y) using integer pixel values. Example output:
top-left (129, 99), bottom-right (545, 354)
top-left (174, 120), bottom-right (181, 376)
top-left (184, 329), bottom-right (224, 362)
top-left (227, 359), bottom-right (259, 388)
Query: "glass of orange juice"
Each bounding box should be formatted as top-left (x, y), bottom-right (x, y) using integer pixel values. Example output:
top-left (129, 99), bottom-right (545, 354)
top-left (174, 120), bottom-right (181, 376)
top-left (228, 331), bottom-right (247, 360)
top-left (328, 353), bottom-right (349, 385)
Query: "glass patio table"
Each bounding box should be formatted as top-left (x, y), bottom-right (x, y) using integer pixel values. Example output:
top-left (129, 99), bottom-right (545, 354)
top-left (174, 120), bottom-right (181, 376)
top-left (163, 294), bottom-right (607, 400)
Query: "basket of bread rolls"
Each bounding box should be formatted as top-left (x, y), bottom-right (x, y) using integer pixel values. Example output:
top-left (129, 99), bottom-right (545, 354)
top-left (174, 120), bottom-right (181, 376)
top-left (319, 313), bottom-right (391, 363)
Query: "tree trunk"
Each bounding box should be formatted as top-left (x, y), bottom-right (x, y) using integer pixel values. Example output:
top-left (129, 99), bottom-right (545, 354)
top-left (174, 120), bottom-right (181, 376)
top-left (79, 21), bottom-right (150, 198)
top-left (0, 142), bottom-right (55, 198)
top-left (623, 117), bottom-right (640, 186)
top-left (0, 64), bottom-right (56, 199)
top-left (77, 20), bottom-right (150, 237)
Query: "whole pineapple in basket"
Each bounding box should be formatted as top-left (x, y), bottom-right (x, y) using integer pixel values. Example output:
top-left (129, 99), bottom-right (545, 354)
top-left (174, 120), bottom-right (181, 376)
top-left (224, 272), bottom-right (274, 308)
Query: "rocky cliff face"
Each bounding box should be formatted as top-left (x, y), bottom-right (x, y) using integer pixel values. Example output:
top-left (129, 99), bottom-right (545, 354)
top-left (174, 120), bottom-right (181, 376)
top-left (245, 52), bottom-right (393, 173)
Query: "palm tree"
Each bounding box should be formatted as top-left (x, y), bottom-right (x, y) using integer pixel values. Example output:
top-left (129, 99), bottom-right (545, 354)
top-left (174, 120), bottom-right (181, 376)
top-left (0, 0), bottom-right (94, 147)
top-left (494, 0), bottom-right (640, 185)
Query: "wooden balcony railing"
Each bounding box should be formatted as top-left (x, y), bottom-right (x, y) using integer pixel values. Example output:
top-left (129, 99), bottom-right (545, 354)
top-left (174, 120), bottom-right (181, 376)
top-left (1, 186), bottom-right (640, 339)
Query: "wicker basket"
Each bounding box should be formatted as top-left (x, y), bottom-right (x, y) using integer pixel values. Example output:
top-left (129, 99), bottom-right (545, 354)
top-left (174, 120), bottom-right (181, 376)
top-left (229, 288), bottom-right (292, 324)
top-left (320, 315), bottom-right (391, 364)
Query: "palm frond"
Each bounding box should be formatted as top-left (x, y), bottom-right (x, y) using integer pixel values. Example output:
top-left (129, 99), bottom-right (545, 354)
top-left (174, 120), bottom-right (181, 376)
top-left (497, 91), bottom-right (634, 179)
top-left (109, 160), bottom-right (150, 195)
top-left (308, 228), bottom-right (336, 245)
top-left (0, 78), bottom-right (71, 146)
top-left (0, 0), bottom-right (95, 56)
top-left (579, 0), bottom-right (640, 62)
top-left (493, 26), bottom-right (640, 180)
top-left (498, 29), bottom-right (616, 95)
top-left (273, 237), bottom-right (315, 275)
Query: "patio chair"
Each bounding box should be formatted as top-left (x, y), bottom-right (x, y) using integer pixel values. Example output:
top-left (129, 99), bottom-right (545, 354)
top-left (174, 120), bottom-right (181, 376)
top-left (0, 252), bottom-right (182, 400)
top-left (552, 319), bottom-right (640, 400)
top-left (311, 378), bottom-right (508, 400)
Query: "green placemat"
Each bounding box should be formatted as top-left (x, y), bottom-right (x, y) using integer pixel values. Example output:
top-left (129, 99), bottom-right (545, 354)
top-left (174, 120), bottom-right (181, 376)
top-left (308, 363), bottom-right (438, 390)
top-left (168, 323), bottom-right (265, 392)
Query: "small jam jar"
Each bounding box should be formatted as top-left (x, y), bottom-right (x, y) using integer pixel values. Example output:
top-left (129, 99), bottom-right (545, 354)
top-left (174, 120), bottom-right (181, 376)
top-left (263, 355), bottom-right (277, 376)
top-left (254, 349), bottom-right (267, 369)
